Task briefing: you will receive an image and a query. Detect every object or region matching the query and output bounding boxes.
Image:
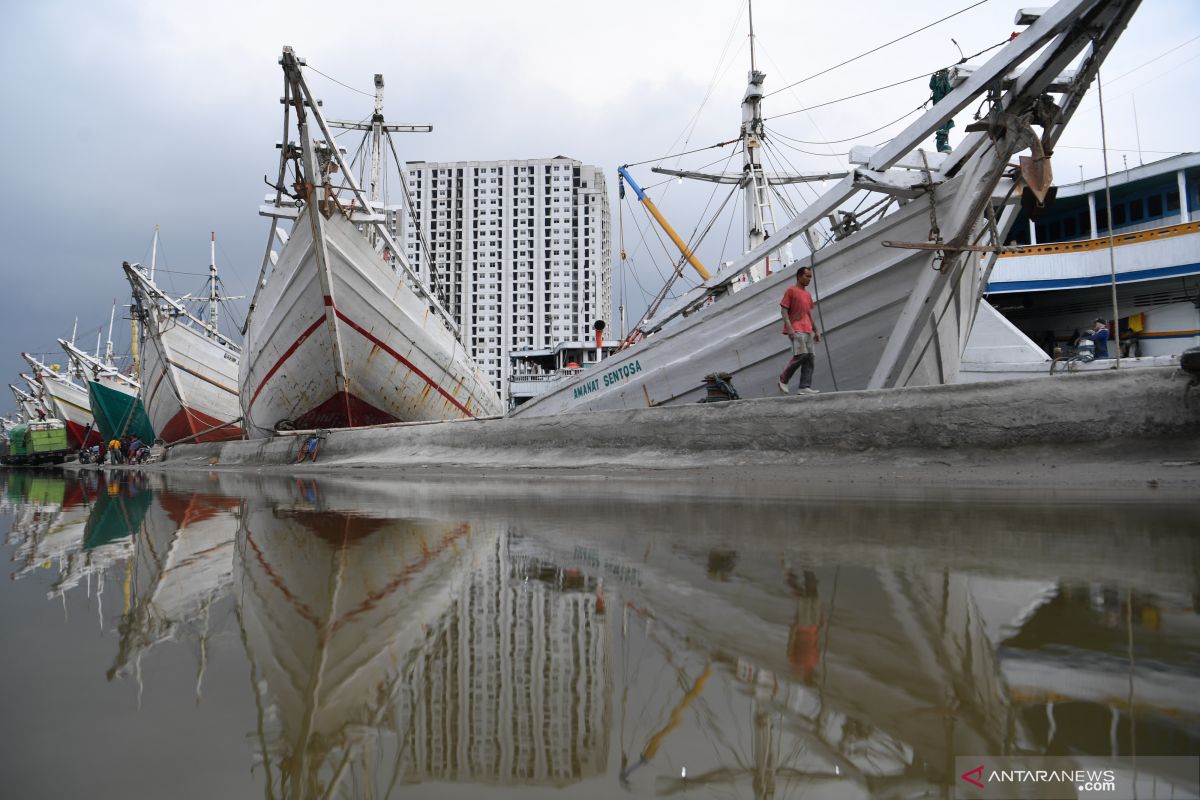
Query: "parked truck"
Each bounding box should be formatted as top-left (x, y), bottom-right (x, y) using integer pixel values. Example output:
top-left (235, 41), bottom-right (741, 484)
top-left (1, 419), bottom-right (73, 465)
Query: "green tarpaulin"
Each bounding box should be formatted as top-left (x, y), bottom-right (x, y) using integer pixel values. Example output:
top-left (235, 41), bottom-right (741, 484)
top-left (83, 485), bottom-right (153, 550)
top-left (88, 380), bottom-right (155, 444)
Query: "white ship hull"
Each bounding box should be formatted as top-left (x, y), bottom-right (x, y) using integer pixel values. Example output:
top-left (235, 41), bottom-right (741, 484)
top-left (513, 170), bottom-right (990, 416)
top-left (23, 359), bottom-right (99, 448)
top-left (138, 299), bottom-right (243, 443)
top-left (236, 486), bottom-right (484, 794)
top-left (109, 488), bottom-right (239, 681)
top-left (509, 0), bottom-right (1140, 419)
top-left (241, 209), bottom-right (503, 436)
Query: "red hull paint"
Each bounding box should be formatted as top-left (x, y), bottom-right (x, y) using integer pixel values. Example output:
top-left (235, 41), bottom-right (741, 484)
top-left (160, 406), bottom-right (244, 444)
top-left (248, 300), bottom-right (474, 423)
top-left (64, 420), bottom-right (102, 450)
top-left (293, 391), bottom-right (399, 430)
top-left (159, 492), bottom-right (241, 527)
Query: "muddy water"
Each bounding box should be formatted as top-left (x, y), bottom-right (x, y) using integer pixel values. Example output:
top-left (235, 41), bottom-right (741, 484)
top-left (1, 468), bottom-right (1197, 799)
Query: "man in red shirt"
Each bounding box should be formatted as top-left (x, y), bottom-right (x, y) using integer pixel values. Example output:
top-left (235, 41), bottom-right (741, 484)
top-left (778, 266), bottom-right (822, 394)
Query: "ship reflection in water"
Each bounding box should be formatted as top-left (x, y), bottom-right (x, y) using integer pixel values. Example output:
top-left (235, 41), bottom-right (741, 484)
top-left (0, 471), bottom-right (1197, 799)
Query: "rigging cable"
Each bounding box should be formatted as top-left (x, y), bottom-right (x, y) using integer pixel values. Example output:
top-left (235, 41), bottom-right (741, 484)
top-left (757, 138), bottom-right (836, 246)
top-left (1104, 33), bottom-right (1200, 86)
top-left (633, 182), bottom-right (742, 335)
top-left (765, 103), bottom-right (927, 147)
top-left (305, 65), bottom-right (375, 98)
top-left (385, 132), bottom-right (450, 308)
top-left (632, 143), bottom-right (740, 307)
top-left (622, 138), bottom-right (741, 170)
top-left (678, 145), bottom-right (743, 262)
top-left (764, 0), bottom-right (990, 98)
top-left (764, 36), bottom-right (1011, 122)
top-left (333, 112), bottom-right (373, 139)
top-left (654, 4), bottom-right (748, 184)
top-left (757, 40), bottom-right (850, 172)
top-left (618, 187), bottom-right (627, 339)
top-left (807, 247), bottom-right (839, 392)
top-left (717, 188), bottom-right (741, 268)
top-left (621, 197), bottom-right (670, 303)
top-left (639, 149), bottom-right (759, 193)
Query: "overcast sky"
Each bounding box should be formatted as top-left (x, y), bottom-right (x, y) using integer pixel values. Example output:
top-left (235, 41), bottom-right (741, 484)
top-left (1, 0), bottom-right (1196, 410)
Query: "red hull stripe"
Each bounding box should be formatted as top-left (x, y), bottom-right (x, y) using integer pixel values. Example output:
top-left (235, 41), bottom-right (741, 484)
top-left (249, 315), bottom-right (326, 409)
top-left (331, 307), bottom-right (471, 416)
top-left (147, 368), bottom-right (168, 408)
top-left (251, 298), bottom-right (473, 417)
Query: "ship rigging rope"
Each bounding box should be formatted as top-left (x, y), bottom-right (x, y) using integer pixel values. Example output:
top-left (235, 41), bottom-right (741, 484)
top-left (764, 0), bottom-right (990, 98)
top-left (807, 247), bottom-right (839, 392)
top-left (757, 138), bottom-right (839, 245)
top-left (759, 136), bottom-right (825, 209)
top-left (622, 138), bottom-right (740, 170)
top-left (385, 132), bottom-right (451, 308)
top-left (628, 145), bottom-right (740, 316)
top-left (718, 189), bottom-right (740, 268)
top-left (622, 203), bottom-right (671, 300)
top-left (1101, 33), bottom-right (1200, 86)
top-left (629, 180), bottom-right (741, 335)
top-left (305, 64), bottom-right (375, 98)
top-left (638, 149), bottom-right (752, 193)
top-left (765, 102), bottom-right (927, 147)
top-left (332, 112), bottom-right (373, 139)
top-left (652, 3), bottom-right (748, 192)
top-left (680, 146), bottom-right (742, 260)
top-left (764, 36), bottom-right (1011, 122)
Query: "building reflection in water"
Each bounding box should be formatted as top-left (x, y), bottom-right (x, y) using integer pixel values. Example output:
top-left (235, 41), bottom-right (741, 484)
top-left (0, 471), bottom-right (1196, 798)
top-left (235, 479), bottom-right (610, 798)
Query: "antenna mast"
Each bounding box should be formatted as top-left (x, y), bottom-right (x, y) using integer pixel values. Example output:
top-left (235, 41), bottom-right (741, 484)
top-left (149, 225), bottom-right (159, 282)
top-left (105, 303), bottom-right (116, 367)
top-left (742, 0), bottom-right (776, 281)
top-left (370, 74), bottom-right (384, 206)
top-left (209, 232), bottom-right (219, 332)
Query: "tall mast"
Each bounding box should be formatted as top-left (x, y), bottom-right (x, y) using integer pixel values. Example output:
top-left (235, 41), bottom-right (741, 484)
top-left (105, 303), bottom-right (116, 367)
top-left (208, 232), bottom-right (219, 333)
top-left (748, 0), bottom-right (757, 73)
top-left (370, 73), bottom-right (384, 206)
top-left (149, 225), bottom-right (159, 282)
top-left (742, 0), bottom-right (775, 281)
top-left (71, 317), bottom-right (78, 346)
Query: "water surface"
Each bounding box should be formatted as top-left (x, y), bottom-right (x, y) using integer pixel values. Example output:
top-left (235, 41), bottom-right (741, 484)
top-left (1, 468), bottom-right (1197, 799)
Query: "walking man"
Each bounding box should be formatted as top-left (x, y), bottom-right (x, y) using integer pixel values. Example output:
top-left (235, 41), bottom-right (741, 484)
top-left (778, 266), bottom-right (822, 394)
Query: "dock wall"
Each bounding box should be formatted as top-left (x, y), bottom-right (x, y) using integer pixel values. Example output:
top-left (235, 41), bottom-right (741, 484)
top-left (163, 368), bottom-right (1200, 470)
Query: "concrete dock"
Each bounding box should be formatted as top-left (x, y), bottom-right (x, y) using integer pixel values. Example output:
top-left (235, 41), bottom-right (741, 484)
top-left (140, 367), bottom-right (1200, 494)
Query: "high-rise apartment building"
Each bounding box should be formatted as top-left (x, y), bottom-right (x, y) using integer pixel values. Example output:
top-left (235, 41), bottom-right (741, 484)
top-left (400, 157), bottom-right (612, 402)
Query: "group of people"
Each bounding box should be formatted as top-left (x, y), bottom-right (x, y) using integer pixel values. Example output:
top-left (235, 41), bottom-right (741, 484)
top-left (87, 435), bottom-right (149, 465)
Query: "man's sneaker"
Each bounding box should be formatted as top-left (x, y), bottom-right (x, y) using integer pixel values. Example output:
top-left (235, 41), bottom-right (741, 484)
top-left (798, 387), bottom-right (821, 395)
top-left (777, 380), bottom-right (789, 394)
